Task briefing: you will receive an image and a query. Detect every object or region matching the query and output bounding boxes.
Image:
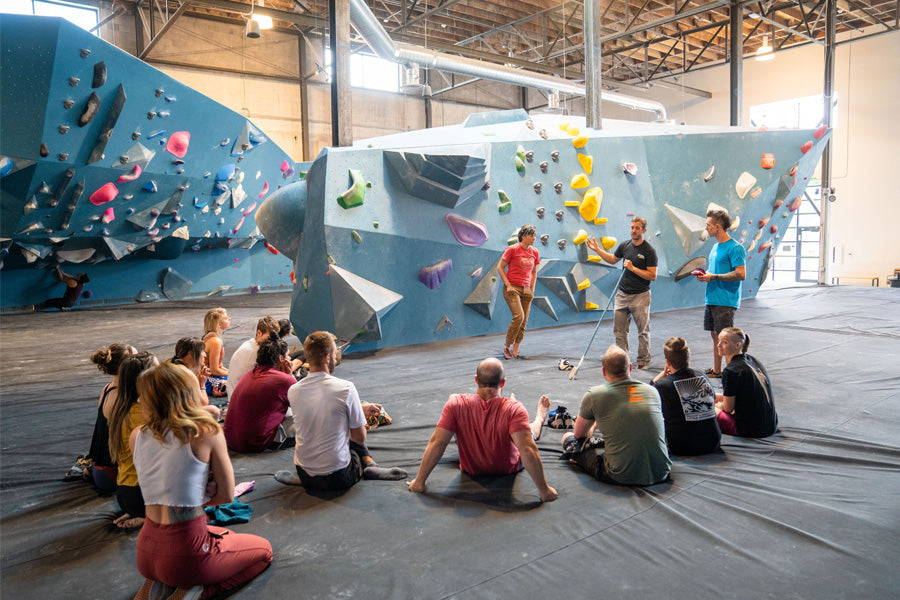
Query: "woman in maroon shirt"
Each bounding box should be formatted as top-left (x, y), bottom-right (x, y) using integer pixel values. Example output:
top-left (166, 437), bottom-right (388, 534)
top-left (498, 224), bottom-right (539, 359)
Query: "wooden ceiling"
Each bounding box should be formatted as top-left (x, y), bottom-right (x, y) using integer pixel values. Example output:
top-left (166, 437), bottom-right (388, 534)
top-left (135, 0), bottom-right (900, 87)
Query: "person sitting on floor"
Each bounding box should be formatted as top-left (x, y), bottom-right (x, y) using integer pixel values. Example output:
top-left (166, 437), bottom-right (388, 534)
top-left (562, 345), bottom-right (671, 486)
top-left (225, 315), bottom-right (280, 398)
top-left (276, 331), bottom-right (407, 490)
top-left (41, 266), bottom-right (89, 311)
top-left (131, 362), bottom-right (273, 600)
top-left (84, 343), bottom-right (135, 493)
top-left (107, 351), bottom-right (158, 529)
top-left (202, 307), bottom-right (230, 397)
top-left (169, 337), bottom-right (220, 420)
top-left (407, 357), bottom-right (558, 502)
top-left (715, 327), bottom-right (779, 438)
top-left (650, 337), bottom-right (721, 455)
top-left (224, 337), bottom-right (297, 453)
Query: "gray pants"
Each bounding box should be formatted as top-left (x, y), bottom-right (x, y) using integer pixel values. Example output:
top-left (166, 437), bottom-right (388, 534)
top-left (614, 289), bottom-right (651, 365)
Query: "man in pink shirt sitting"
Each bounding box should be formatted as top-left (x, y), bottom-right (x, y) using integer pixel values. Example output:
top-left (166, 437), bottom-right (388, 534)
top-left (407, 358), bottom-right (558, 502)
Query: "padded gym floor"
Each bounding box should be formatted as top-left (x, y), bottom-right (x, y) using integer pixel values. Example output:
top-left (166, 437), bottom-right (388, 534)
top-left (1, 284), bottom-right (898, 599)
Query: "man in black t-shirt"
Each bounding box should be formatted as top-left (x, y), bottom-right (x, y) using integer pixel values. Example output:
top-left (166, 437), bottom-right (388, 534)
top-left (587, 217), bottom-right (658, 369)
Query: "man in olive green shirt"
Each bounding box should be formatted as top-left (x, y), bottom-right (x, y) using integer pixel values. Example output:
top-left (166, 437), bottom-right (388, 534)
top-left (561, 345), bottom-right (671, 486)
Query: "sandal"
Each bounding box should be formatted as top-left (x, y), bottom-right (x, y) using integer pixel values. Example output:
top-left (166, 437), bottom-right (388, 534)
top-left (705, 368), bottom-right (722, 378)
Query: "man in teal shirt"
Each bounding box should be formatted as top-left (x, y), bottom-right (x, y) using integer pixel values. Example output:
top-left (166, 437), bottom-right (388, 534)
top-left (561, 345), bottom-right (671, 486)
top-left (695, 208), bottom-right (746, 378)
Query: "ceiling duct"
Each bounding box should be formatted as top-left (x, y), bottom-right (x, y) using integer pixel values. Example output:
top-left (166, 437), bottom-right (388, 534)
top-left (348, 0), bottom-right (667, 121)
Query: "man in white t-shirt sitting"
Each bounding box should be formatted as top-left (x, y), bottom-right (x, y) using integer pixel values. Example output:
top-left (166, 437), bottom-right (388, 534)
top-left (277, 331), bottom-right (407, 491)
top-left (225, 316), bottom-right (280, 397)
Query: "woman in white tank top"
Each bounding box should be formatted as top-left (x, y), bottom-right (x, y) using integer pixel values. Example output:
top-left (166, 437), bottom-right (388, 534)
top-left (130, 362), bottom-right (272, 600)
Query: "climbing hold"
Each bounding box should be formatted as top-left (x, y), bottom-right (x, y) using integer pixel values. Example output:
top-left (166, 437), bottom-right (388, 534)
top-left (750, 187), bottom-right (762, 199)
top-left (579, 187), bottom-right (602, 221)
top-left (539, 129), bottom-right (548, 139)
top-left (555, 210), bottom-right (564, 222)
top-left (218, 217), bottom-right (225, 225)
top-left (703, 165), bottom-right (716, 182)
top-left (572, 135), bottom-right (588, 149)
top-left (92, 61), bottom-right (107, 88)
top-left (600, 236), bottom-right (617, 250)
top-left (761, 153), bottom-right (775, 169)
top-left (69, 77), bottom-right (80, 87)
top-left (585, 302), bottom-right (599, 310)
top-left (434, 315), bottom-right (453, 333)
top-left (578, 154), bottom-right (593, 175)
top-left (558, 122), bottom-right (570, 132)
top-left (233, 217), bottom-right (246, 234)
top-left (533, 182), bottom-right (542, 194)
top-left (78, 92), bottom-right (101, 126)
top-left (40, 143), bottom-right (49, 157)
top-left (80, 48), bottom-right (91, 58)
top-left (622, 162), bottom-right (638, 176)
top-left (772, 198), bottom-right (783, 210)
top-left (58, 125), bottom-right (69, 135)
top-left (24, 196), bottom-right (37, 214)
top-left (557, 239), bottom-right (566, 250)
top-left (770, 224), bottom-right (778, 234)
top-left (758, 216), bottom-right (770, 229)
top-left (63, 99), bottom-right (74, 110)
top-left (117, 165), bottom-right (142, 183)
top-left (576, 278), bottom-right (591, 291)
top-left (470, 267), bottom-right (483, 278)
top-left (789, 196), bottom-right (802, 211)
top-left (165, 131), bottom-right (190, 158)
top-left (759, 241), bottom-right (773, 253)
top-left (536, 207), bottom-right (545, 219)
top-left (445, 213), bottom-right (489, 247)
top-left (540, 234), bottom-right (549, 245)
top-left (147, 111), bottom-right (156, 120)
top-left (498, 201), bottom-right (512, 213)
top-left (594, 217), bottom-right (608, 225)
top-left (626, 211), bottom-right (634, 217)
top-left (147, 129), bottom-right (166, 140)
top-left (418, 259), bottom-right (453, 289)
top-left (165, 96), bottom-right (177, 103)
top-left (735, 172), bottom-right (757, 199)
top-left (801, 140), bottom-right (813, 154)
top-left (539, 161), bottom-right (549, 173)
top-left (525, 151), bottom-right (534, 163)
top-left (498, 190), bottom-right (511, 204)
top-left (337, 169), bottom-right (367, 209)
top-left (258, 181), bottom-right (269, 199)
top-left (506, 234), bottom-right (518, 245)
top-left (566, 125), bottom-right (580, 137)
top-left (553, 182), bottom-right (563, 194)
top-left (242, 202), bottom-right (257, 216)
top-left (570, 173), bottom-right (589, 189)
top-left (482, 182), bottom-right (490, 191)
top-left (373, 222), bottom-right (379, 229)
top-left (215, 164), bottom-right (236, 183)
top-left (515, 156), bottom-right (526, 173)
top-left (564, 200), bottom-right (581, 207)
top-left (814, 125), bottom-right (827, 139)
top-left (551, 151), bottom-right (559, 162)
top-left (516, 145), bottom-right (526, 161)
top-left (157, 111), bottom-right (170, 118)
top-left (89, 182), bottom-right (118, 206)
top-left (573, 229), bottom-right (588, 245)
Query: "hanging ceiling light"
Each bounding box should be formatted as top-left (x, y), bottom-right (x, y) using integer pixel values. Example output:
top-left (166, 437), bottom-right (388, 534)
top-left (756, 35), bottom-right (774, 61)
top-left (250, 0), bottom-right (274, 30)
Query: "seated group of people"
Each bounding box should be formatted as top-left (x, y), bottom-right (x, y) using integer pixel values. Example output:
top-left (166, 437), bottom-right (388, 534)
top-left (78, 308), bottom-right (777, 599)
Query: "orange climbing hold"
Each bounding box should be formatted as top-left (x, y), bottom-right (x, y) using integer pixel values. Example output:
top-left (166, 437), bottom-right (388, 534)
top-left (761, 153), bottom-right (775, 169)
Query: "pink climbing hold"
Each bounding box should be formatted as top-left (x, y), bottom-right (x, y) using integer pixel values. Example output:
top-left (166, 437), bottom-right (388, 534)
top-left (800, 140), bottom-right (813, 154)
top-left (165, 131), bottom-right (190, 158)
top-left (789, 196), bottom-right (803, 211)
top-left (102, 207), bottom-right (115, 223)
top-left (233, 216), bottom-right (246, 234)
top-left (242, 202), bottom-right (257, 217)
top-left (117, 165), bottom-right (142, 183)
top-left (280, 160), bottom-right (290, 173)
top-left (759, 241), bottom-right (773, 253)
top-left (259, 181), bottom-right (269, 199)
top-left (89, 182), bottom-right (118, 205)
top-left (813, 125), bottom-right (827, 139)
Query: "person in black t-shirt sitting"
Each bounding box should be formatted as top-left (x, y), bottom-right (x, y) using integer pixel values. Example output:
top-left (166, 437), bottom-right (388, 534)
top-left (715, 327), bottom-right (778, 438)
top-left (651, 337), bottom-right (721, 455)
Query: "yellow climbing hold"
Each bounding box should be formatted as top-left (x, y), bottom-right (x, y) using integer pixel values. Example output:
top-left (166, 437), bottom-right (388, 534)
top-left (573, 229), bottom-right (588, 244)
top-left (566, 125), bottom-right (580, 137)
top-left (579, 186), bottom-right (602, 221)
top-left (587, 255), bottom-right (603, 263)
top-left (570, 173), bottom-right (590, 189)
top-left (558, 122), bottom-right (570, 132)
top-left (593, 217), bottom-right (608, 225)
top-left (564, 200), bottom-right (581, 207)
top-left (573, 135), bottom-right (589, 149)
top-left (601, 236), bottom-right (617, 250)
top-left (576, 278), bottom-right (591, 291)
top-left (577, 154), bottom-right (593, 175)
top-left (585, 301), bottom-right (599, 310)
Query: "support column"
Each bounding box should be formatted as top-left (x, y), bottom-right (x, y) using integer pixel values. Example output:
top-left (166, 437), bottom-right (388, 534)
top-left (423, 69), bottom-right (433, 129)
top-left (297, 33), bottom-right (312, 161)
top-left (329, 0), bottom-right (353, 147)
top-left (818, 0), bottom-right (836, 285)
top-left (134, 6), bottom-right (145, 57)
top-left (584, 0), bottom-right (602, 129)
top-left (729, 2), bottom-right (742, 126)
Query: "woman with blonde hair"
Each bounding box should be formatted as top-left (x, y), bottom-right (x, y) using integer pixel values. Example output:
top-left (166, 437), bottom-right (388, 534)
top-left (202, 308), bottom-right (230, 397)
top-left (131, 362), bottom-right (272, 599)
top-left (715, 327), bottom-right (778, 438)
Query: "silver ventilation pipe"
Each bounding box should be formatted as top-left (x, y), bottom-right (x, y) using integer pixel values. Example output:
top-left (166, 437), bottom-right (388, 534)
top-left (348, 0), bottom-right (667, 121)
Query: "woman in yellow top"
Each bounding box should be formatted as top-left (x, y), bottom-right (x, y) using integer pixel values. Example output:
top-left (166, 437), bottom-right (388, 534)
top-left (107, 351), bottom-right (158, 528)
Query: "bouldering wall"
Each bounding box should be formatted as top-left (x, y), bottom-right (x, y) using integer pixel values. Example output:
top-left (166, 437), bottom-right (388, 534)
top-left (257, 109), bottom-right (830, 351)
top-left (0, 14), bottom-right (302, 308)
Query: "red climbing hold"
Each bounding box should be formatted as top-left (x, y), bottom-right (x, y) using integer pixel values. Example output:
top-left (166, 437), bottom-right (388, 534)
top-left (814, 125), bottom-right (827, 139)
top-left (770, 224), bottom-right (778, 234)
top-left (801, 140), bottom-right (813, 154)
top-left (788, 165), bottom-right (797, 176)
top-left (264, 240), bottom-right (279, 255)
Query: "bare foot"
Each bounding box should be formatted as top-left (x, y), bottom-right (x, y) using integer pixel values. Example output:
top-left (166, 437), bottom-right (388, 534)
top-left (531, 395), bottom-right (551, 440)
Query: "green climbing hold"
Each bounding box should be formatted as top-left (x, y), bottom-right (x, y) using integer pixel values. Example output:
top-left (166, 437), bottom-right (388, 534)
top-left (351, 230), bottom-right (362, 243)
top-left (506, 235), bottom-right (517, 245)
top-left (499, 201), bottom-right (512, 213)
top-left (299, 171), bottom-right (307, 179)
top-left (373, 222), bottom-right (379, 229)
top-left (515, 156), bottom-right (526, 173)
top-left (337, 169), bottom-right (367, 209)
top-left (498, 190), bottom-right (511, 203)
top-left (516, 145), bottom-right (526, 161)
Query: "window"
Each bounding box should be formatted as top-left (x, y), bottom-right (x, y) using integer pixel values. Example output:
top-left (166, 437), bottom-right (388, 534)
top-left (749, 93), bottom-right (837, 129)
top-left (1, 0), bottom-right (99, 33)
top-left (321, 49), bottom-right (400, 93)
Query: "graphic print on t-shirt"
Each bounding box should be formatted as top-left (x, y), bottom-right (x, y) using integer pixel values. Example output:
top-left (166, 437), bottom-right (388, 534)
top-left (672, 376), bottom-right (716, 421)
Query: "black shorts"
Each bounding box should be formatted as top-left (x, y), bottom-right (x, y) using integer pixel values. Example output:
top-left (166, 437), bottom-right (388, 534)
top-left (704, 305), bottom-right (736, 333)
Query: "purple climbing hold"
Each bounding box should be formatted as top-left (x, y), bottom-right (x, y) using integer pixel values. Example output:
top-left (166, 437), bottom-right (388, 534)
top-left (445, 213), bottom-right (489, 247)
top-left (418, 259), bottom-right (453, 289)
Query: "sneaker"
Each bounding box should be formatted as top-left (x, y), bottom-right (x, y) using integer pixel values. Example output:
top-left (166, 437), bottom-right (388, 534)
top-left (63, 455), bottom-right (92, 482)
top-left (166, 586), bottom-right (203, 600)
top-left (557, 358), bottom-right (573, 371)
top-left (133, 579), bottom-right (175, 600)
top-left (636, 362), bottom-right (650, 370)
top-left (503, 347), bottom-right (513, 360)
top-left (705, 368), bottom-right (722, 378)
top-left (561, 435), bottom-right (580, 459)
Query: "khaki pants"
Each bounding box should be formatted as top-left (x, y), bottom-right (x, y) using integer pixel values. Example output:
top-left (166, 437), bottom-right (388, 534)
top-left (503, 285), bottom-right (534, 346)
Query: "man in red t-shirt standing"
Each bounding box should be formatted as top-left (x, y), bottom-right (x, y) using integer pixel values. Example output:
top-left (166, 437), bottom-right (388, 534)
top-left (407, 357), bottom-right (558, 502)
top-left (498, 224), bottom-right (539, 359)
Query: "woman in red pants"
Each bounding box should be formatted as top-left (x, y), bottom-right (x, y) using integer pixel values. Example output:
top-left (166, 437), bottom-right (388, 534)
top-left (131, 362), bottom-right (272, 600)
